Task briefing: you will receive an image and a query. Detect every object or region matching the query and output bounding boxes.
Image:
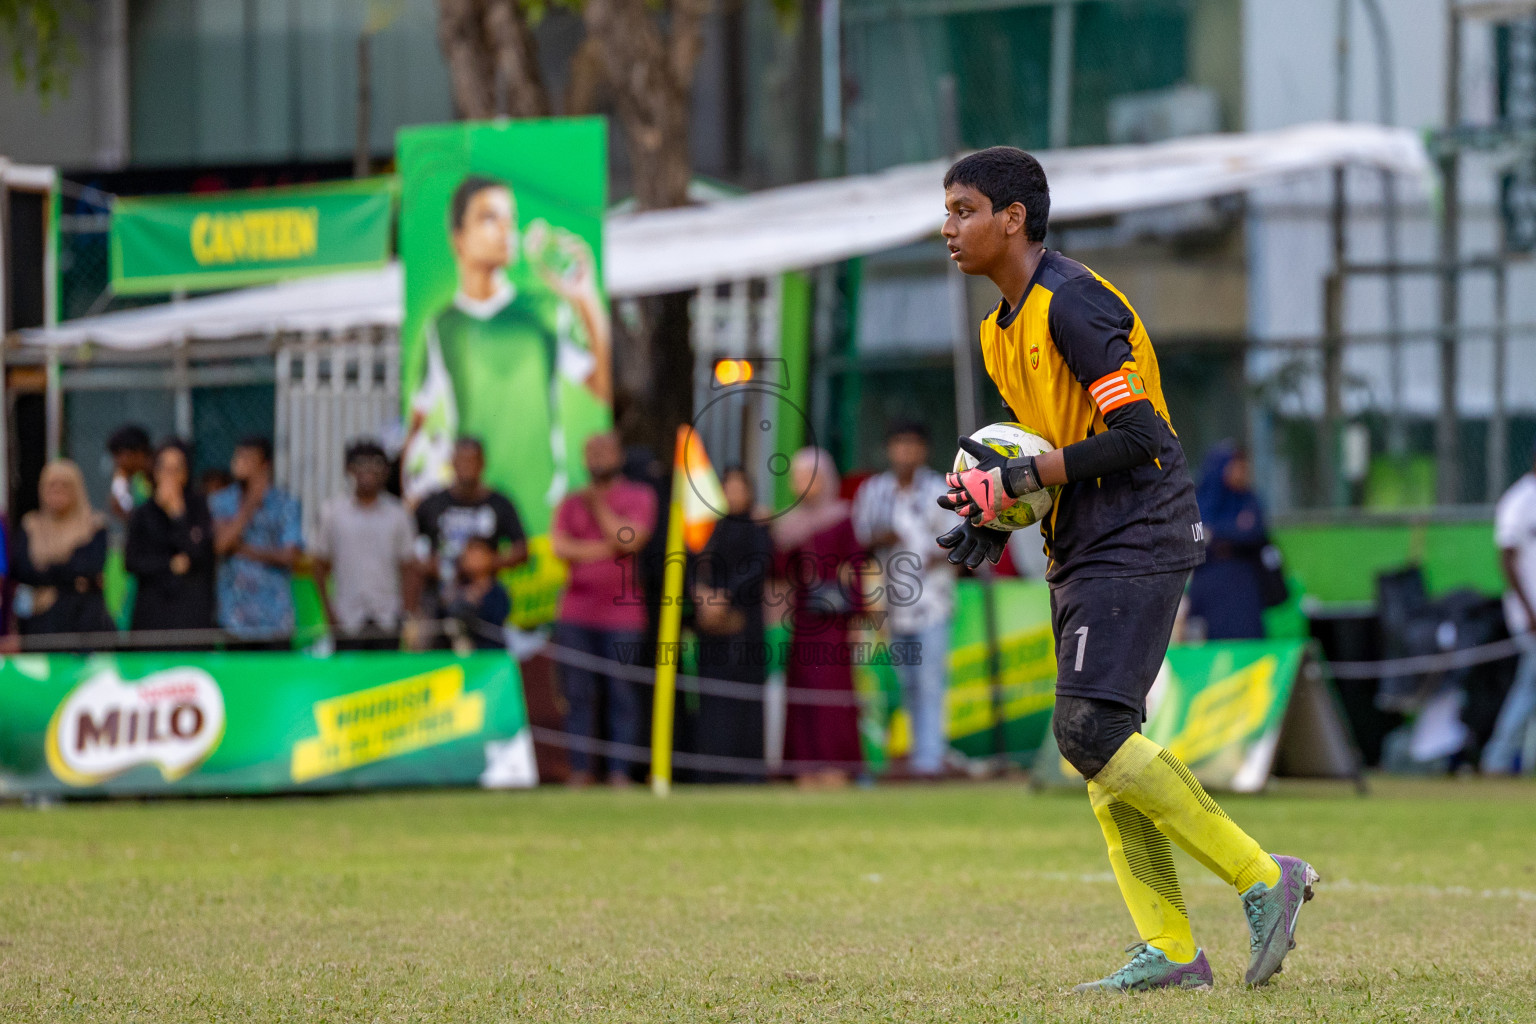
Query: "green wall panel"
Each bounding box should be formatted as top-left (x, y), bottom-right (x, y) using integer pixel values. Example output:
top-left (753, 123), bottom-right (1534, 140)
top-left (1273, 521), bottom-right (1502, 606)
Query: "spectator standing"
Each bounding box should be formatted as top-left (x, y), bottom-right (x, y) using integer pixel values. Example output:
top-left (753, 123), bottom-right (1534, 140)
top-left (0, 520), bottom-right (9, 625)
top-left (311, 440), bottom-right (418, 651)
top-left (551, 432), bottom-right (657, 787)
top-left (773, 447), bottom-right (868, 789)
top-left (693, 466), bottom-right (774, 782)
top-left (199, 468), bottom-right (232, 498)
top-left (124, 440), bottom-right (216, 644)
top-left (415, 437), bottom-right (527, 622)
top-left (1483, 445), bottom-right (1536, 775)
top-left (445, 536), bottom-right (513, 652)
top-left (1184, 443), bottom-right (1270, 641)
top-left (106, 425), bottom-right (152, 523)
top-left (11, 460), bottom-right (113, 639)
top-left (210, 437), bottom-right (302, 648)
top-left (105, 424), bottom-right (153, 630)
top-left (852, 420), bottom-right (957, 779)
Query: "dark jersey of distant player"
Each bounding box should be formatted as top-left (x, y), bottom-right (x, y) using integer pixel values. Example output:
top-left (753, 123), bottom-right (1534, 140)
top-left (978, 250), bottom-right (1204, 584)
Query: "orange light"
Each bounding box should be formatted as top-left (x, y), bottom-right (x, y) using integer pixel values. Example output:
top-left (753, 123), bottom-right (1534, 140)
top-left (714, 359), bottom-right (754, 386)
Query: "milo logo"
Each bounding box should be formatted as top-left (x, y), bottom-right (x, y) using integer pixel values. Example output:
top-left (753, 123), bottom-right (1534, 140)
top-left (45, 667), bottom-right (226, 786)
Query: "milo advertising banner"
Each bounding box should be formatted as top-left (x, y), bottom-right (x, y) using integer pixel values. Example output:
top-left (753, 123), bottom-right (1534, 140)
top-left (398, 119), bottom-right (611, 626)
top-left (855, 579), bottom-right (1058, 769)
top-left (943, 579), bottom-right (1058, 761)
top-left (0, 653), bottom-right (537, 798)
top-left (852, 577), bottom-right (1357, 788)
top-left (1034, 640), bottom-right (1359, 792)
top-left (1142, 642), bottom-right (1311, 790)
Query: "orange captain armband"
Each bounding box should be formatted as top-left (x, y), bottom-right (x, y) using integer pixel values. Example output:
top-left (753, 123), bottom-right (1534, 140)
top-left (1088, 367), bottom-right (1149, 415)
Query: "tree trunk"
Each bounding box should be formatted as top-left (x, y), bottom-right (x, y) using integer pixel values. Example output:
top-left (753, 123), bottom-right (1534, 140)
top-left (618, 87), bottom-right (693, 211)
top-left (564, 35), bottom-right (608, 116)
top-left (582, 0), bottom-right (710, 452)
top-left (582, 0), bottom-right (706, 211)
top-left (484, 0), bottom-right (551, 117)
top-left (437, 0), bottom-right (497, 119)
top-left (437, 0), bottom-right (550, 119)
top-left (435, 0), bottom-right (711, 452)
top-left (646, 291), bottom-right (696, 452)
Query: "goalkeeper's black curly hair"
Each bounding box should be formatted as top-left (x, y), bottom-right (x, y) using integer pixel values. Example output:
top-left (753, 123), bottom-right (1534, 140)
top-left (943, 147), bottom-right (1050, 243)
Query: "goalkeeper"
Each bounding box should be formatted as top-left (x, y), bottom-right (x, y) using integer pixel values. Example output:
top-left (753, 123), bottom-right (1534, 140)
top-left (935, 146), bottom-right (1317, 994)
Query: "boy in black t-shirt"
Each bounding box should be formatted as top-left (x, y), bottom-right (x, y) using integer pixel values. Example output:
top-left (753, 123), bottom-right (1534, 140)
top-left (415, 437), bottom-right (527, 617)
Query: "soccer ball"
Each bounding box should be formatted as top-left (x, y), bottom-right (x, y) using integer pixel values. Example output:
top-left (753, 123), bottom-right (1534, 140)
top-left (952, 422), bottom-right (1058, 531)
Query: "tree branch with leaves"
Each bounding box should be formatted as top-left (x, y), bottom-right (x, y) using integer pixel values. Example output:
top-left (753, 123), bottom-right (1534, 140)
top-left (0, 0), bottom-right (75, 95)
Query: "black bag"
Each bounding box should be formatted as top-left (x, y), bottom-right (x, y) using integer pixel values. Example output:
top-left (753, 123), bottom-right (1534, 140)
top-left (1375, 566), bottom-right (1430, 712)
top-left (1257, 542), bottom-right (1290, 608)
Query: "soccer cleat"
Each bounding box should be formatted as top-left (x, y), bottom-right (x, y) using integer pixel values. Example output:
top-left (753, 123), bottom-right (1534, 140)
top-left (1241, 854), bottom-right (1320, 987)
top-left (1071, 943), bottom-right (1214, 994)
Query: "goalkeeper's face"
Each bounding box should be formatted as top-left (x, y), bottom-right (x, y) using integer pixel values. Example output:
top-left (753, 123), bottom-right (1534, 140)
top-left (942, 183), bottom-right (1019, 277)
top-left (452, 186), bottom-right (516, 272)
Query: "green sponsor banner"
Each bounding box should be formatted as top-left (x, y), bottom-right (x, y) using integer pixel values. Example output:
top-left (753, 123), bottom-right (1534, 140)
top-left (1145, 641), bottom-right (1309, 790)
top-left (0, 652), bottom-right (536, 798)
top-left (398, 119), bottom-right (611, 627)
top-left (1036, 639), bottom-right (1312, 792)
top-left (853, 579), bottom-right (1057, 768)
top-left (944, 579), bottom-right (1057, 762)
top-left (109, 178), bottom-right (395, 295)
top-left (855, 579), bottom-right (1312, 784)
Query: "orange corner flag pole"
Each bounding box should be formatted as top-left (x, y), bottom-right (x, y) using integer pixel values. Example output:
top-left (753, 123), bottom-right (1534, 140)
top-left (651, 426), bottom-right (691, 796)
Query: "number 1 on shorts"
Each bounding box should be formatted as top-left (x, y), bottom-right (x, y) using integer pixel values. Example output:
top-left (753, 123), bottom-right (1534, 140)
top-left (1074, 626), bottom-right (1088, 672)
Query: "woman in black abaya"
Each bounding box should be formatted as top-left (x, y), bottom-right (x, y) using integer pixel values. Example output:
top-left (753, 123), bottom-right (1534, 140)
top-left (692, 467), bottom-right (774, 782)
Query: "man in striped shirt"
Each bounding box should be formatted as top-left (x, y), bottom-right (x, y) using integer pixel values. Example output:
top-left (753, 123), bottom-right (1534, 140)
top-left (852, 419), bottom-right (957, 778)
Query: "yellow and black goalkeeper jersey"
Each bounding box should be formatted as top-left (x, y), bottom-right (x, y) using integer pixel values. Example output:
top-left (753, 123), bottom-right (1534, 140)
top-left (979, 250), bottom-right (1204, 584)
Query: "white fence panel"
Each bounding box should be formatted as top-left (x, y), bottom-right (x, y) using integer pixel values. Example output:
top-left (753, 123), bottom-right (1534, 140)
top-left (275, 328), bottom-right (401, 538)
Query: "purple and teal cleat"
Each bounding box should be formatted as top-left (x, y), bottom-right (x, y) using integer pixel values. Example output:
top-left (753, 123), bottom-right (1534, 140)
top-left (1071, 943), bottom-right (1214, 994)
top-left (1241, 854), bottom-right (1320, 987)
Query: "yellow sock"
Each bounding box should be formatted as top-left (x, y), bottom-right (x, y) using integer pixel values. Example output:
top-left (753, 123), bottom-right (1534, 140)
top-left (1088, 780), bottom-right (1198, 963)
top-left (1095, 733), bottom-right (1282, 892)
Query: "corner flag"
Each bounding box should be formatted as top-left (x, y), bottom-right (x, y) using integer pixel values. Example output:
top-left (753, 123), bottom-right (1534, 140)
top-left (651, 426), bottom-right (724, 795)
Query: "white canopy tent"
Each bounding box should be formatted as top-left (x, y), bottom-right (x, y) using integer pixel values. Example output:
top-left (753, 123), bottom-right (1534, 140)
top-left (20, 264), bottom-right (404, 352)
top-left (605, 121), bottom-right (1431, 297)
top-left (19, 121), bottom-right (1430, 351)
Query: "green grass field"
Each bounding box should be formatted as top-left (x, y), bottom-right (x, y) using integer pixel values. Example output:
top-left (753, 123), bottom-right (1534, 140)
top-left (3, 778), bottom-right (1534, 1022)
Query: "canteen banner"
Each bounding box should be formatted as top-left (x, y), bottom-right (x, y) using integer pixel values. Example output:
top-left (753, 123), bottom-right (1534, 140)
top-left (109, 178), bottom-right (395, 294)
top-left (398, 118), bottom-right (611, 627)
top-left (0, 652), bottom-right (537, 797)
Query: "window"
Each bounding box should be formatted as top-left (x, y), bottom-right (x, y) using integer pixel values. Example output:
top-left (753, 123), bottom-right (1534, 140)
top-left (130, 0), bottom-right (453, 166)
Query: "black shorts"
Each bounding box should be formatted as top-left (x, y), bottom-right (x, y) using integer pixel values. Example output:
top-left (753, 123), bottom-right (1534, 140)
top-left (1050, 569), bottom-right (1190, 715)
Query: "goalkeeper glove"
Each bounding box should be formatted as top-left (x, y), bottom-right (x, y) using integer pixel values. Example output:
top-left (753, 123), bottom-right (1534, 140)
top-left (936, 521), bottom-right (1007, 569)
top-left (938, 436), bottom-right (1042, 526)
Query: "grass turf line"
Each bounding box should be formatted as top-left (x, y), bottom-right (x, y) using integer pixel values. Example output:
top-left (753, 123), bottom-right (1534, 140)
top-left (2, 777), bottom-right (1534, 1022)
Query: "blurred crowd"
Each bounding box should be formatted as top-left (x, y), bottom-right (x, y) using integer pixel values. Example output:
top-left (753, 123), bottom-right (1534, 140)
top-left (0, 419), bottom-right (976, 787)
top-left (13, 418), bottom-right (1536, 785)
top-left (11, 427), bottom-right (527, 656)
